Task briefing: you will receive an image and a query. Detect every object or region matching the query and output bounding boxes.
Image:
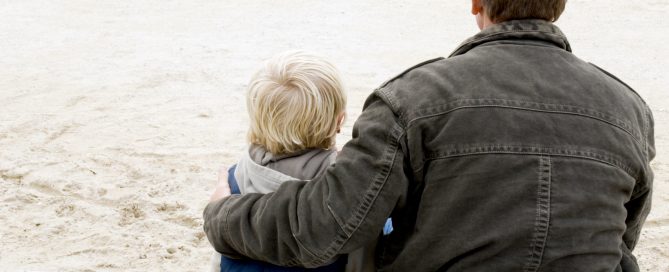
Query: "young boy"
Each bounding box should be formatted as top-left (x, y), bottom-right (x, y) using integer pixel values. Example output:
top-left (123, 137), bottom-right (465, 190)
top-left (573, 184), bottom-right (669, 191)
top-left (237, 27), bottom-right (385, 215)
top-left (210, 50), bottom-right (348, 272)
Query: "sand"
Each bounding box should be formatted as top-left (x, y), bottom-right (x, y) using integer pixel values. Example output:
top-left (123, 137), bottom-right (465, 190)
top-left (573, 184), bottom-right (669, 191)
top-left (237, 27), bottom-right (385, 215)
top-left (0, 0), bottom-right (667, 271)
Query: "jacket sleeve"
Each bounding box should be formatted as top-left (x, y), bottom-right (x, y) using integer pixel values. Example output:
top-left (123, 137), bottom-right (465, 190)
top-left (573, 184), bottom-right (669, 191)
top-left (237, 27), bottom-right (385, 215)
top-left (623, 106), bottom-right (655, 251)
top-left (203, 92), bottom-right (410, 268)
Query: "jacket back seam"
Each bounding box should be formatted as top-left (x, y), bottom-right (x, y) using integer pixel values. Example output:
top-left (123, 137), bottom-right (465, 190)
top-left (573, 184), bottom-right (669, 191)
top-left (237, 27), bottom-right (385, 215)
top-left (419, 146), bottom-right (637, 180)
top-left (404, 102), bottom-right (642, 146)
top-left (523, 155), bottom-right (552, 272)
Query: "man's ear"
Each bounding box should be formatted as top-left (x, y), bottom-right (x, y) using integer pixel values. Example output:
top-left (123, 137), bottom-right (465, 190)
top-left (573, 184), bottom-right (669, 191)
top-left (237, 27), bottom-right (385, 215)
top-left (471, 0), bottom-right (483, 15)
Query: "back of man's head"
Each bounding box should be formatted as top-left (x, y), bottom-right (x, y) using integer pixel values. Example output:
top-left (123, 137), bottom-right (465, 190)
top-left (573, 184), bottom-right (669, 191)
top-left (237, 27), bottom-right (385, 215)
top-left (481, 0), bottom-right (567, 23)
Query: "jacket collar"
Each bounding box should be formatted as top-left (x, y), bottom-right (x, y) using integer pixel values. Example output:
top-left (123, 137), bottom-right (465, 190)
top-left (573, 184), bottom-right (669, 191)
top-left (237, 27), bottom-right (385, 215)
top-left (450, 19), bottom-right (572, 57)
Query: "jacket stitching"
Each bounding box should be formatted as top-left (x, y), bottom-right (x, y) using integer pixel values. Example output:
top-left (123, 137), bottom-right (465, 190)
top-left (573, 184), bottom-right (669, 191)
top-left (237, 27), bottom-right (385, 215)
top-left (285, 256), bottom-right (303, 267)
top-left (420, 145), bottom-right (636, 179)
top-left (409, 98), bottom-right (636, 135)
top-left (223, 196), bottom-right (242, 255)
top-left (632, 107), bottom-right (652, 199)
top-left (641, 108), bottom-right (649, 186)
top-left (303, 123), bottom-right (404, 267)
top-left (405, 100), bottom-right (642, 144)
top-left (291, 232), bottom-right (320, 261)
top-left (340, 125), bottom-right (402, 248)
top-left (523, 155), bottom-right (552, 272)
top-left (348, 123), bottom-right (403, 228)
top-left (477, 41), bottom-right (566, 50)
top-left (327, 203), bottom-right (350, 236)
top-left (377, 87), bottom-right (408, 127)
top-left (378, 87), bottom-right (400, 114)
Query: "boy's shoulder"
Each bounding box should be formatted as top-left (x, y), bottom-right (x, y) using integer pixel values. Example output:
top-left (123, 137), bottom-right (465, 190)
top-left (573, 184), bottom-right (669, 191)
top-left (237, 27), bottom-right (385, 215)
top-left (261, 147), bottom-right (336, 181)
top-left (244, 145), bottom-right (336, 181)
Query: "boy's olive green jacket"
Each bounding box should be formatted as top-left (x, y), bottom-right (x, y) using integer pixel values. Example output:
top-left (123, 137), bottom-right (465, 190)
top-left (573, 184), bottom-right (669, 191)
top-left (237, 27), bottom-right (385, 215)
top-left (204, 20), bottom-right (654, 272)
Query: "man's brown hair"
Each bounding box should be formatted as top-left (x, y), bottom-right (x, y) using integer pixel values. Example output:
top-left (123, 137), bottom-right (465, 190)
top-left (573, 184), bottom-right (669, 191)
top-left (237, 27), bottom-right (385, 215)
top-left (481, 0), bottom-right (567, 23)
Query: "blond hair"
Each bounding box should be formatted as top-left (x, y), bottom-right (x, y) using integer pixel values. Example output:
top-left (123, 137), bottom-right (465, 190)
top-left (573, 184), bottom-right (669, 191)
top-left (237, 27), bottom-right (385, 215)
top-left (246, 51), bottom-right (346, 155)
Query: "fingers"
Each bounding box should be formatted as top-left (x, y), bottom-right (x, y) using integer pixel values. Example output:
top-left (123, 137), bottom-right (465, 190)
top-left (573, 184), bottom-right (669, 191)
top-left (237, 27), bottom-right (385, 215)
top-left (210, 165), bottom-right (232, 202)
top-left (218, 165), bottom-right (229, 184)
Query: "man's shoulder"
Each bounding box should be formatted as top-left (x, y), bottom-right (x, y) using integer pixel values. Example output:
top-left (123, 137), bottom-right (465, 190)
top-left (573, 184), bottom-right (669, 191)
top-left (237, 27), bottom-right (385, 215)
top-left (588, 63), bottom-right (647, 105)
top-left (379, 57), bottom-right (446, 89)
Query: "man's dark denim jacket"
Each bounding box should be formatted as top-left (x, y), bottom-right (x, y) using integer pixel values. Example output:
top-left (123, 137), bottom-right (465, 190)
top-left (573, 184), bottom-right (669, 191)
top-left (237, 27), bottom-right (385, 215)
top-left (204, 20), bottom-right (655, 272)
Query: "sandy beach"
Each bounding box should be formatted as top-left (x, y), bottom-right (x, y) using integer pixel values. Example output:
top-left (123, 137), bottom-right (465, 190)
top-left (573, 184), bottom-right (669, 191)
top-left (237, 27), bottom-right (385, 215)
top-left (1, 0), bottom-right (667, 271)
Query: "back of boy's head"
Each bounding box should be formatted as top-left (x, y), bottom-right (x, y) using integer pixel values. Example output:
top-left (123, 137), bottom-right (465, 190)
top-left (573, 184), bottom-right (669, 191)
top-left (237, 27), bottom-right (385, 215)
top-left (246, 51), bottom-right (346, 155)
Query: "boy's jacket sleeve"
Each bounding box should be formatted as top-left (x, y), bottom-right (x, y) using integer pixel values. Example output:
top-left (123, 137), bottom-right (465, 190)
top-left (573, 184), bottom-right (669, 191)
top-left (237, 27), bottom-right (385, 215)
top-left (203, 93), bottom-right (410, 268)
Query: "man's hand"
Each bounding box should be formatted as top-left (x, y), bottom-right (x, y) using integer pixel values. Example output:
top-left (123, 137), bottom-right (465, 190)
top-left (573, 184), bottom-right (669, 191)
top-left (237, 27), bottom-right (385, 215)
top-left (209, 165), bottom-right (231, 202)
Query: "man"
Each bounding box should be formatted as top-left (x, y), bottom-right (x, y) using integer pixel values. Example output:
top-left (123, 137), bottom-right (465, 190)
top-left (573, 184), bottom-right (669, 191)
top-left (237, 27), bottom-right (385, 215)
top-left (204, 0), bottom-right (655, 271)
